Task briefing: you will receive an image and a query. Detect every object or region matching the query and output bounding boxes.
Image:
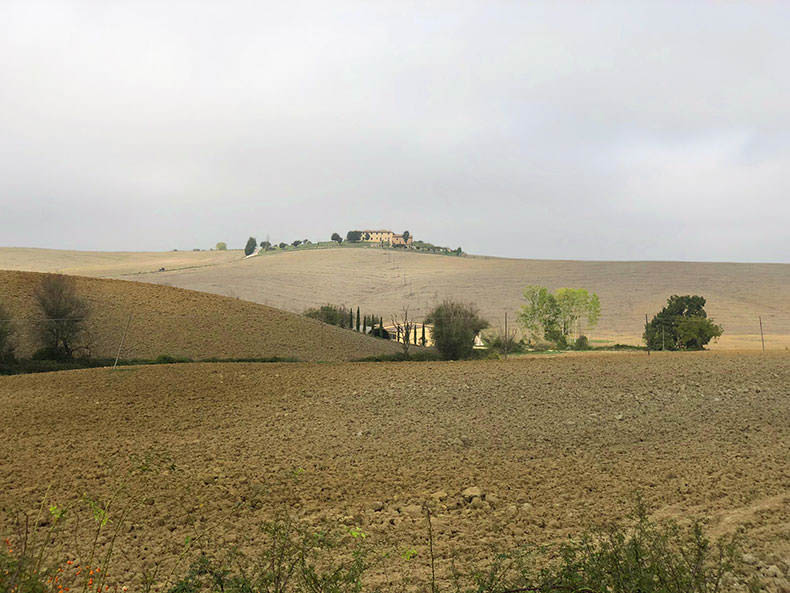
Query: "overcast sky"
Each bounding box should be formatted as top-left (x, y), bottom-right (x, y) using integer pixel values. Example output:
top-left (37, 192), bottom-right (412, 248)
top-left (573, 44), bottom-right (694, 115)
top-left (1, 1), bottom-right (788, 262)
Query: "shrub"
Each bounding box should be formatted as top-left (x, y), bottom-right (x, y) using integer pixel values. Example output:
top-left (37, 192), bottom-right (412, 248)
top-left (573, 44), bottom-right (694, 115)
top-left (215, 242), bottom-right (227, 251)
top-left (426, 301), bottom-right (488, 360)
top-left (331, 233), bottom-right (343, 244)
top-left (346, 230), bottom-right (363, 242)
top-left (573, 335), bottom-right (590, 350)
top-left (303, 304), bottom-right (354, 329)
top-left (484, 331), bottom-right (526, 355)
top-left (34, 274), bottom-right (90, 360)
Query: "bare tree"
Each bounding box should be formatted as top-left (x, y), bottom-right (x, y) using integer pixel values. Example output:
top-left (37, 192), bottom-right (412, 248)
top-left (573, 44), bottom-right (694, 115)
top-left (0, 302), bottom-right (15, 362)
top-left (391, 308), bottom-right (418, 357)
top-left (34, 274), bottom-right (90, 359)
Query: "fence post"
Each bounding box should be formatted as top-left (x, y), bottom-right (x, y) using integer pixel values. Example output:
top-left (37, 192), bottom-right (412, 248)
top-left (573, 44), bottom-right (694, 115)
top-left (759, 316), bottom-right (765, 353)
top-left (645, 314), bottom-right (650, 356)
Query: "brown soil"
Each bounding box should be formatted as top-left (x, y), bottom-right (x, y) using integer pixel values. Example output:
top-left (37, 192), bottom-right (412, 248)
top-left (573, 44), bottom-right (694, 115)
top-left (0, 270), bottom-right (400, 361)
top-left (1, 352), bottom-right (787, 590)
top-left (2, 246), bottom-right (788, 349)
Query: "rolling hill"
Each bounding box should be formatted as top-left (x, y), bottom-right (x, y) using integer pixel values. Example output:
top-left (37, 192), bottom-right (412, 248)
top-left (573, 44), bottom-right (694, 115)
top-left (1, 246), bottom-right (789, 349)
top-left (0, 270), bottom-right (400, 361)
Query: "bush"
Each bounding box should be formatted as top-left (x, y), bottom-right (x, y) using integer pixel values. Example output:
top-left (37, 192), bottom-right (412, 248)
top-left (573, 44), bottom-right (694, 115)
top-left (303, 304), bottom-right (354, 329)
top-left (426, 301), bottom-right (488, 360)
top-left (573, 335), bottom-right (590, 350)
top-left (215, 242), bottom-right (227, 251)
top-left (484, 332), bottom-right (526, 355)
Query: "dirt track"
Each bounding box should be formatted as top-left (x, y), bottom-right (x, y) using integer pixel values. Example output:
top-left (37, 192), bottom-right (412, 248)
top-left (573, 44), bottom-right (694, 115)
top-left (1, 352), bottom-right (787, 589)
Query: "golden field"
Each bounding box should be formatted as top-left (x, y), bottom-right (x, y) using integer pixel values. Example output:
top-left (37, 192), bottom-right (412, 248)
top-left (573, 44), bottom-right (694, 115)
top-left (1, 246), bottom-right (788, 349)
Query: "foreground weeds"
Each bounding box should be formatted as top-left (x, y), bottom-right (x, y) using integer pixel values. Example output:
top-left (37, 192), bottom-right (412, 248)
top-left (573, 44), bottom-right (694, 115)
top-left (2, 494), bottom-right (758, 593)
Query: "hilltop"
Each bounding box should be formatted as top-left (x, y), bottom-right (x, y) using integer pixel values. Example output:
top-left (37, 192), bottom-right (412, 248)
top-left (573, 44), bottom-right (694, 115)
top-left (1, 246), bottom-right (789, 348)
top-left (0, 269), bottom-right (400, 361)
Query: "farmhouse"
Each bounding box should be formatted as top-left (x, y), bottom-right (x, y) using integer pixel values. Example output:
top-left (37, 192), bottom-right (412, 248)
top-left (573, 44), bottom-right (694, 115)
top-left (359, 229), bottom-right (413, 246)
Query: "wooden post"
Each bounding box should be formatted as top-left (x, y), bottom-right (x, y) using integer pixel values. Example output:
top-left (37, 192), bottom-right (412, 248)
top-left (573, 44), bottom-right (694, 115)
top-left (759, 316), bottom-right (765, 353)
top-left (645, 314), bottom-right (650, 356)
top-left (113, 313), bottom-right (132, 369)
top-left (504, 311), bottom-right (508, 359)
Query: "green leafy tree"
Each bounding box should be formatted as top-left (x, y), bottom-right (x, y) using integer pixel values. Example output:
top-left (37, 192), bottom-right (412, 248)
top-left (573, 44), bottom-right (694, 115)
top-left (260, 240), bottom-right (271, 250)
top-left (331, 233), bottom-right (343, 244)
top-left (346, 230), bottom-right (363, 242)
top-left (426, 301), bottom-right (488, 360)
top-left (554, 288), bottom-right (600, 339)
top-left (215, 242), bottom-right (227, 251)
top-left (644, 295), bottom-right (723, 350)
top-left (356, 307), bottom-right (360, 331)
top-left (520, 286), bottom-right (600, 348)
top-left (292, 240), bottom-right (302, 247)
top-left (278, 242), bottom-right (288, 249)
top-left (244, 237), bottom-right (258, 256)
top-left (402, 230), bottom-right (410, 242)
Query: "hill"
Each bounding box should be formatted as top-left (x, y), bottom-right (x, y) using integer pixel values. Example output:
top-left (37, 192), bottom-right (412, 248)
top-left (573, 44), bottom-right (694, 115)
top-left (0, 270), bottom-right (400, 361)
top-left (2, 247), bottom-right (789, 348)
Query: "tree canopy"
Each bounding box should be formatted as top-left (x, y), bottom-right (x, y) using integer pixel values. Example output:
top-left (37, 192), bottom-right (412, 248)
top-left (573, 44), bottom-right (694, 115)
top-left (644, 295), bottom-right (722, 350)
top-left (519, 286), bottom-right (600, 347)
top-left (331, 232), bottom-right (343, 244)
top-left (244, 237), bottom-right (257, 256)
top-left (426, 301), bottom-right (488, 360)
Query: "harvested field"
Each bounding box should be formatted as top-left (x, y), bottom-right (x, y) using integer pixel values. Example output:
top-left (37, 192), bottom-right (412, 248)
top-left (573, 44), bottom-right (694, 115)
top-left (0, 270), bottom-right (400, 361)
top-left (2, 246), bottom-right (788, 349)
top-left (1, 352), bottom-right (787, 590)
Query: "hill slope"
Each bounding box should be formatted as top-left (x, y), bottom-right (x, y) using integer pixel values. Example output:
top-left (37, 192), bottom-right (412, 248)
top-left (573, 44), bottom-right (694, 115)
top-left (2, 247), bottom-right (789, 348)
top-left (0, 270), bottom-right (400, 361)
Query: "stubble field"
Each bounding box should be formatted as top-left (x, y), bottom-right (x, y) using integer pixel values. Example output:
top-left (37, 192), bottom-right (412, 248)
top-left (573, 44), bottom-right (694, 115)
top-left (1, 352), bottom-right (787, 590)
top-left (2, 246), bottom-right (788, 349)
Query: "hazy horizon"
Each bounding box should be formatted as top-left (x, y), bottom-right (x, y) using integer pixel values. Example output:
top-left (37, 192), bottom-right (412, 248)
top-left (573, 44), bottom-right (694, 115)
top-left (2, 1), bottom-right (789, 263)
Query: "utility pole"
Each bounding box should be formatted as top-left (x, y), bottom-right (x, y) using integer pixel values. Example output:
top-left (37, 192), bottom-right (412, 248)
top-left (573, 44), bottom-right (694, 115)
top-left (759, 316), bottom-right (765, 353)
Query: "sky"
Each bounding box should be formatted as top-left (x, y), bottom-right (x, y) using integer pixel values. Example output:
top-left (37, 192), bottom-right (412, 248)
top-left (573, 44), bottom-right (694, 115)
top-left (1, 1), bottom-right (789, 262)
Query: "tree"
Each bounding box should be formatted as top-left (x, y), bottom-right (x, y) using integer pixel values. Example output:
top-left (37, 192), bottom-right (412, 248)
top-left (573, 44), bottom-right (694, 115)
top-left (260, 240), bottom-right (271, 250)
top-left (519, 286), bottom-right (600, 348)
top-left (554, 288), bottom-right (600, 340)
top-left (0, 302), bottom-right (15, 363)
top-left (331, 233), bottom-right (343, 245)
top-left (244, 237), bottom-right (258, 256)
top-left (421, 322), bottom-right (426, 346)
top-left (346, 230), bottom-right (363, 242)
top-left (34, 274), bottom-right (90, 359)
top-left (279, 242), bottom-right (288, 249)
top-left (215, 242), bottom-right (227, 251)
top-left (292, 240), bottom-right (302, 247)
top-left (403, 230), bottom-right (410, 242)
top-left (426, 301), bottom-right (488, 360)
top-left (391, 308), bottom-right (418, 356)
top-left (356, 307), bottom-right (361, 331)
top-left (644, 295), bottom-right (723, 350)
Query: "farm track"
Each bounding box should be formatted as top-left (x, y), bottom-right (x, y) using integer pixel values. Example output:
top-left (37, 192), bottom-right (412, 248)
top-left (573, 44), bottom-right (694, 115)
top-left (1, 352), bottom-right (787, 589)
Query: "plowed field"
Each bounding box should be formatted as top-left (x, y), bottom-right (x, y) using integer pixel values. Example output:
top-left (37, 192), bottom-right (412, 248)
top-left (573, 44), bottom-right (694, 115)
top-left (1, 352), bottom-right (787, 590)
top-left (0, 270), bottom-right (400, 361)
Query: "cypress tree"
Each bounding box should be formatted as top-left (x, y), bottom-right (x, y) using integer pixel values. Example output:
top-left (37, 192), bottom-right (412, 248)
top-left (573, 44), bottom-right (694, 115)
top-left (349, 309), bottom-right (353, 328)
top-left (421, 322), bottom-right (426, 346)
top-left (356, 307), bottom-right (361, 331)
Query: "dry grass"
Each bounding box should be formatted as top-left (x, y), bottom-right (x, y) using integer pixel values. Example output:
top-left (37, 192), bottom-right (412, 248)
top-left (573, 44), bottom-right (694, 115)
top-left (0, 270), bottom-right (400, 361)
top-left (2, 247), bottom-right (789, 349)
